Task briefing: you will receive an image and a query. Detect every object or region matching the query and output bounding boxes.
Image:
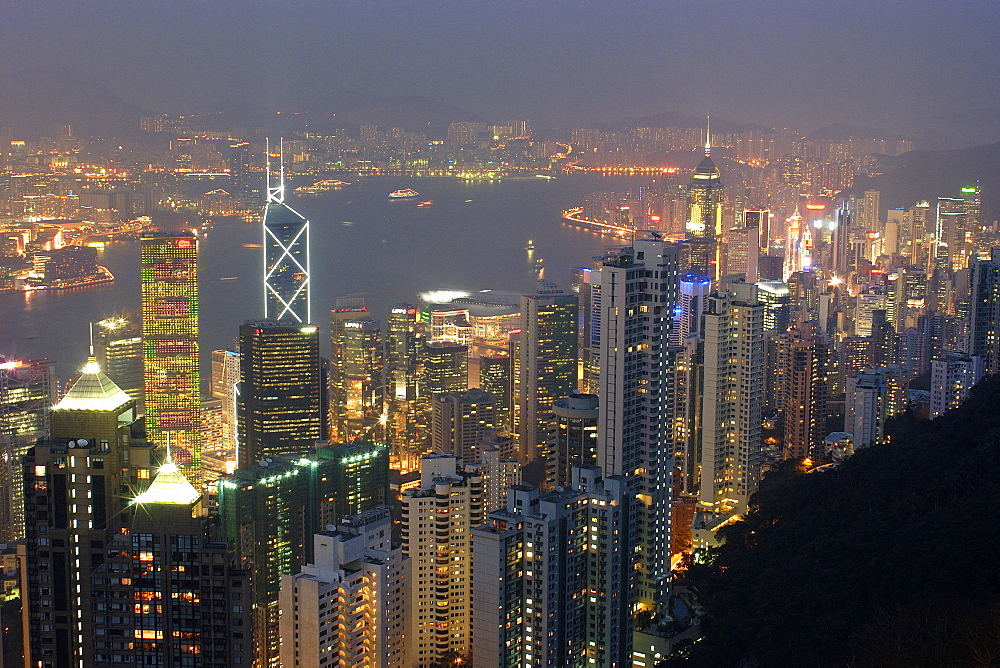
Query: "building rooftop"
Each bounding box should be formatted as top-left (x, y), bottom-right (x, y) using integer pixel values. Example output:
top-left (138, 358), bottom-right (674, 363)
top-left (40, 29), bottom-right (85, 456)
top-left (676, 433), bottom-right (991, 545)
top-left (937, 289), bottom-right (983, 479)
top-left (54, 357), bottom-right (131, 412)
top-left (133, 461), bottom-right (201, 505)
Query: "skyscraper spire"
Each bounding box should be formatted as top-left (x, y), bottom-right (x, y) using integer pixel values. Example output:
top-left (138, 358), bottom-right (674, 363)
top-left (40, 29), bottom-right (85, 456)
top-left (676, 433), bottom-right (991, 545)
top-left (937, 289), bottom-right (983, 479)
top-left (705, 115), bottom-right (711, 157)
top-left (263, 137), bottom-right (311, 323)
top-left (266, 137), bottom-right (285, 204)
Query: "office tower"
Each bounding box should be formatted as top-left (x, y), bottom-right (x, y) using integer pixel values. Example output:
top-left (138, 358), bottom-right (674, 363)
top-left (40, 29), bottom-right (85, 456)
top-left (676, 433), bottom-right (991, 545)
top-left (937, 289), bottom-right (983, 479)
top-left (93, 310), bottom-right (143, 409)
top-left (330, 313), bottom-right (384, 442)
top-left (479, 353), bottom-right (511, 430)
top-left (845, 366), bottom-right (907, 448)
top-left (402, 453), bottom-right (484, 666)
top-left (758, 254), bottom-right (785, 281)
top-left (416, 340), bottom-right (470, 450)
top-left (777, 322), bottom-right (830, 460)
top-left (831, 203), bottom-right (851, 277)
top-left (385, 303), bottom-right (425, 462)
top-left (935, 195), bottom-right (968, 270)
top-left (279, 507), bottom-right (407, 668)
top-left (930, 353), bottom-right (985, 418)
top-left (0, 357), bottom-right (56, 542)
top-left (471, 467), bottom-right (635, 667)
top-left (236, 320), bottom-right (323, 468)
top-left (228, 140), bottom-right (253, 203)
top-left (969, 249), bottom-right (1000, 374)
top-left (672, 274), bottom-right (711, 345)
top-left (687, 120), bottom-right (724, 240)
top-left (141, 231), bottom-right (201, 474)
top-left (856, 292), bottom-right (887, 336)
top-left (512, 281), bottom-right (578, 461)
top-left (756, 280), bottom-right (792, 334)
top-left (217, 442), bottom-right (390, 667)
top-left (962, 183), bottom-right (982, 249)
top-left (430, 388), bottom-right (496, 464)
top-left (783, 203), bottom-right (803, 279)
top-left (545, 392), bottom-right (599, 489)
top-left (21, 357), bottom-right (156, 667)
top-left (596, 237), bottom-right (679, 607)
top-left (263, 140), bottom-right (311, 323)
top-left (726, 226), bottom-right (759, 282)
top-left (699, 281), bottom-right (765, 510)
top-left (210, 348), bottom-right (241, 455)
top-left (744, 209), bottom-right (771, 253)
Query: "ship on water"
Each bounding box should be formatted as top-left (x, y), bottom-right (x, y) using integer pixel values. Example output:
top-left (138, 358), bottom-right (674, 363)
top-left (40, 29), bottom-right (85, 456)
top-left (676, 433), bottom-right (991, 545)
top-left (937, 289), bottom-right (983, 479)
top-left (295, 179), bottom-right (352, 194)
top-left (387, 188), bottom-right (420, 199)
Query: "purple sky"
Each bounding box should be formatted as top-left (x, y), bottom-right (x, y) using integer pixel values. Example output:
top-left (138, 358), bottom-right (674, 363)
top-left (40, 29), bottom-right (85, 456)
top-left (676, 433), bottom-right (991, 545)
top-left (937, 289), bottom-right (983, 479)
top-left (2, 0), bottom-right (999, 131)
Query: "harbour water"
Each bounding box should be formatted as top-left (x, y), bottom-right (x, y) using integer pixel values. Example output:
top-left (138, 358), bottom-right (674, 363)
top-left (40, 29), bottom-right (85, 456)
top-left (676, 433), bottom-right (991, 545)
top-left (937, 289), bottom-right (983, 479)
top-left (0, 174), bottom-right (641, 380)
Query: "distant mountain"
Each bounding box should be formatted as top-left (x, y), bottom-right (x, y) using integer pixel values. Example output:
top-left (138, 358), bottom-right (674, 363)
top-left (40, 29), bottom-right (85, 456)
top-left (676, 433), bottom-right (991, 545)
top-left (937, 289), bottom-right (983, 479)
top-left (807, 122), bottom-right (907, 143)
top-left (593, 112), bottom-right (770, 135)
top-left (0, 64), bottom-right (148, 139)
top-left (304, 92), bottom-right (482, 137)
top-left (853, 142), bottom-right (1000, 223)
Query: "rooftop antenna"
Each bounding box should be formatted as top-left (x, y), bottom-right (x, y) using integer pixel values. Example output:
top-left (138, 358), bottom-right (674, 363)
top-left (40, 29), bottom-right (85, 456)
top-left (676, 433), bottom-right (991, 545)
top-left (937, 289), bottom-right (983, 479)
top-left (266, 137), bottom-right (284, 204)
top-left (279, 137), bottom-right (285, 202)
top-left (88, 322), bottom-right (95, 358)
top-left (704, 115), bottom-right (712, 157)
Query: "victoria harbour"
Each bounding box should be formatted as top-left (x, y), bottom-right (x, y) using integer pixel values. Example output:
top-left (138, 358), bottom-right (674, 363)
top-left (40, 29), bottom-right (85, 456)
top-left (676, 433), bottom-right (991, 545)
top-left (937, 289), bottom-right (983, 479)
top-left (0, 174), bottom-right (634, 378)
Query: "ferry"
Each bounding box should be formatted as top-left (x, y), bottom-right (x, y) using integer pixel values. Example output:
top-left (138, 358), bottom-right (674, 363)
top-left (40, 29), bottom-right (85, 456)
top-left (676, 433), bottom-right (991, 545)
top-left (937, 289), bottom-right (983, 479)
top-left (526, 239), bottom-right (535, 252)
top-left (387, 188), bottom-right (420, 199)
top-left (295, 179), bottom-right (352, 194)
top-left (417, 200), bottom-right (434, 207)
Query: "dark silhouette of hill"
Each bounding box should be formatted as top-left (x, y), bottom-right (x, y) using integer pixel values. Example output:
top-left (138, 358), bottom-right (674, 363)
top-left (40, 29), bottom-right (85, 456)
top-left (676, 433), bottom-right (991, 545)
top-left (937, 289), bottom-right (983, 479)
top-left (671, 373), bottom-right (1000, 667)
top-left (305, 92), bottom-right (482, 136)
top-left (0, 64), bottom-right (148, 138)
top-left (853, 142), bottom-right (1000, 224)
top-left (808, 122), bottom-right (907, 143)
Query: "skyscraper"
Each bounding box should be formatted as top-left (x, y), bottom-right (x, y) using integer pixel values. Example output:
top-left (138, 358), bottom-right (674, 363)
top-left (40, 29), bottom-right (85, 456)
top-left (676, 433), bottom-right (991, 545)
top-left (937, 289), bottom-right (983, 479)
top-left (687, 119), bottom-right (724, 240)
top-left (279, 507), bottom-right (407, 667)
top-left (415, 340), bottom-right (469, 450)
top-left (930, 353), bottom-right (985, 418)
top-left (969, 249), bottom-right (1000, 375)
top-left (93, 310), bottom-right (144, 410)
top-left (430, 388), bottom-right (497, 464)
top-left (141, 231), bottom-right (201, 476)
top-left (236, 320), bottom-right (324, 468)
top-left (596, 237), bottom-right (679, 608)
top-left (672, 274), bottom-right (712, 345)
top-left (263, 139), bottom-right (311, 323)
top-left (545, 392), bottom-right (599, 489)
top-left (0, 356), bottom-right (56, 542)
top-left (699, 281), bottom-right (765, 512)
top-left (330, 306), bottom-right (384, 442)
top-left (385, 303), bottom-right (425, 463)
top-left (777, 321), bottom-right (830, 460)
top-left (472, 467), bottom-right (635, 667)
top-left (512, 281), bottom-right (578, 462)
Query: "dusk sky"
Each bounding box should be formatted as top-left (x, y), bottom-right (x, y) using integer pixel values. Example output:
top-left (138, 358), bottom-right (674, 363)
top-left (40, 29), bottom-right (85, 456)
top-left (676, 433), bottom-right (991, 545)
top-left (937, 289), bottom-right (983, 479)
top-left (2, 0), bottom-right (999, 130)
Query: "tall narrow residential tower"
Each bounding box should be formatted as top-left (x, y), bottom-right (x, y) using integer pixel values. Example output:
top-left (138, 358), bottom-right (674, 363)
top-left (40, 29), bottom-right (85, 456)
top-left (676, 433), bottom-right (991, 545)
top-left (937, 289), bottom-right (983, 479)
top-left (263, 139), bottom-right (311, 323)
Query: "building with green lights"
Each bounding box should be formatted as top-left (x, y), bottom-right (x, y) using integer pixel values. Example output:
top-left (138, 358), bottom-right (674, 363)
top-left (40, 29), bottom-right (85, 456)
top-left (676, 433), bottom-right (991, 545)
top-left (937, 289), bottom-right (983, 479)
top-left (216, 441), bottom-right (389, 667)
top-left (140, 232), bottom-right (201, 478)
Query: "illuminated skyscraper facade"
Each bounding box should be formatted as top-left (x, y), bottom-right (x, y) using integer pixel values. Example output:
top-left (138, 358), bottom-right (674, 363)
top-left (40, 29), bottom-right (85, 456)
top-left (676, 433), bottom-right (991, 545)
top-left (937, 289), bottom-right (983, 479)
top-left (236, 320), bottom-right (323, 468)
top-left (686, 126), bottom-right (724, 240)
top-left (263, 140), bottom-right (311, 323)
top-left (141, 231), bottom-right (201, 474)
top-left (512, 281), bottom-right (578, 461)
top-left (330, 316), bottom-right (384, 442)
top-left (93, 310), bottom-right (144, 410)
top-left (0, 356), bottom-right (56, 542)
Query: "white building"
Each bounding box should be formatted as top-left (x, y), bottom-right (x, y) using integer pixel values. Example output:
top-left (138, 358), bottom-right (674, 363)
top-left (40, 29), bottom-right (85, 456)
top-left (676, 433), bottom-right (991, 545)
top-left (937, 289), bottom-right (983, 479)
top-left (279, 507), bottom-right (407, 668)
top-left (930, 353), bottom-right (985, 419)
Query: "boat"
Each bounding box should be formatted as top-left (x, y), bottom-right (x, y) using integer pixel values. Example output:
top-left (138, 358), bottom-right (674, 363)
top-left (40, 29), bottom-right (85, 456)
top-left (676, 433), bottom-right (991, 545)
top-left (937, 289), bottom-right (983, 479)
top-left (526, 240), bottom-right (535, 252)
top-left (294, 179), bottom-right (352, 194)
top-left (417, 200), bottom-right (433, 207)
top-left (387, 188), bottom-right (420, 199)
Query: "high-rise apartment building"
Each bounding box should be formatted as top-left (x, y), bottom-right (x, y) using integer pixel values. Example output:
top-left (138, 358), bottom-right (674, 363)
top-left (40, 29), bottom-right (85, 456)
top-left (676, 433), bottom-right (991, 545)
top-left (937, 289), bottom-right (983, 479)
top-left (595, 237), bottom-right (679, 607)
top-left (263, 141), bottom-right (311, 323)
top-left (93, 310), bottom-right (143, 409)
top-left (512, 281), bottom-right (578, 461)
top-left (545, 392), bottom-right (599, 489)
top-left (777, 321), bottom-right (830, 460)
top-left (430, 388), bottom-right (497, 464)
top-left (845, 366), bottom-right (907, 447)
top-left (401, 453), bottom-right (484, 666)
top-left (930, 353), bottom-right (985, 418)
top-left (236, 320), bottom-right (323, 467)
top-left (744, 209), bottom-right (771, 253)
top-left (279, 507), bottom-right (407, 667)
top-left (700, 281), bottom-right (765, 512)
top-left (141, 231), bottom-right (201, 475)
top-left (672, 274), bottom-right (711, 345)
top-left (970, 249), bottom-right (1000, 375)
top-left (386, 303), bottom-right (425, 463)
top-left (726, 226), bottom-right (759, 282)
top-left (218, 442), bottom-right (389, 667)
top-left (471, 467), bottom-right (635, 667)
top-left (479, 353), bottom-right (511, 430)
top-left (0, 357), bottom-right (56, 542)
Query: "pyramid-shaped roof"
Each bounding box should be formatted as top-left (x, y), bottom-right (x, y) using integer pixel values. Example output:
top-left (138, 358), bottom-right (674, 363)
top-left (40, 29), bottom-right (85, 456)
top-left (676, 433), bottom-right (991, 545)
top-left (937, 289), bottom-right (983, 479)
top-left (54, 358), bottom-right (132, 411)
top-left (133, 461), bottom-right (201, 506)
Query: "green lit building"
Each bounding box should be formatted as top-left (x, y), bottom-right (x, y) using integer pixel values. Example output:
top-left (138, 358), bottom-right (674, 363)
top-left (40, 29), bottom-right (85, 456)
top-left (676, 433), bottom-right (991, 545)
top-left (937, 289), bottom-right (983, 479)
top-left (217, 441), bottom-right (389, 668)
top-left (236, 320), bottom-right (324, 468)
top-left (141, 232), bottom-right (201, 477)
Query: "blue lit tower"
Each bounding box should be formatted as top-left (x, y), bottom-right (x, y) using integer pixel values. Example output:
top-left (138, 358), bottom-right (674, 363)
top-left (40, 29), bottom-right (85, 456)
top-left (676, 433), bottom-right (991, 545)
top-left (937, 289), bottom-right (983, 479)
top-left (263, 138), bottom-right (311, 323)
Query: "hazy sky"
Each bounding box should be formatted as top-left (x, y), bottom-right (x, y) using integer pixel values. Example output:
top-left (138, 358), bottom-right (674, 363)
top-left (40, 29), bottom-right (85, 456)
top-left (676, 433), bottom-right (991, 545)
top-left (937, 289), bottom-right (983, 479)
top-left (2, 0), bottom-right (999, 130)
